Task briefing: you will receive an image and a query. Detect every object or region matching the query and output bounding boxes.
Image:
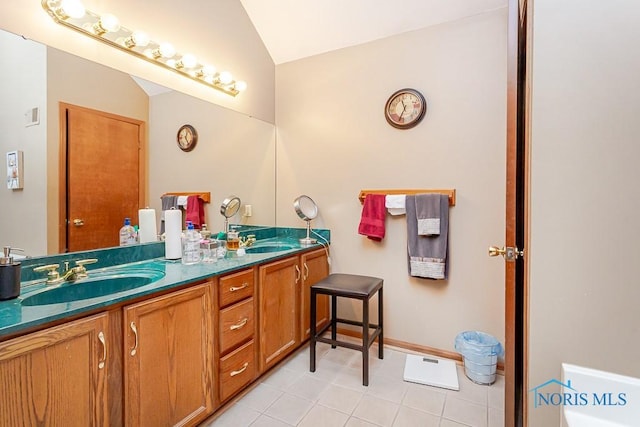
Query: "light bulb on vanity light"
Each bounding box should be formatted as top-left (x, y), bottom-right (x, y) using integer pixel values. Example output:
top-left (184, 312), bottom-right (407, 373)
top-left (176, 54), bottom-right (197, 69)
top-left (122, 30), bottom-right (150, 48)
top-left (93, 13), bottom-right (121, 34)
top-left (219, 71), bottom-right (233, 85)
top-left (52, 0), bottom-right (86, 19)
top-left (234, 80), bottom-right (247, 92)
top-left (150, 42), bottom-right (176, 59)
top-left (198, 64), bottom-right (217, 81)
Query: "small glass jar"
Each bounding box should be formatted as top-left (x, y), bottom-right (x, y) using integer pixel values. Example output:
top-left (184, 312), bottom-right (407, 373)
top-left (226, 230), bottom-right (240, 251)
top-left (200, 239), bottom-right (220, 263)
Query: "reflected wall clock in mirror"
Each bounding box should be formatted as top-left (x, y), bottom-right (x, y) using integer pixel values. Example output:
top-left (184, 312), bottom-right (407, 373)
top-left (384, 88), bottom-right (426, 129)
top-left (177, 124), bottom-right (198, 151)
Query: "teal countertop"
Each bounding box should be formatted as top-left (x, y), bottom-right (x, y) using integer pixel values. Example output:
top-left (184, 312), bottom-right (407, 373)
top-left (0, 228), bottom-right (329, 340)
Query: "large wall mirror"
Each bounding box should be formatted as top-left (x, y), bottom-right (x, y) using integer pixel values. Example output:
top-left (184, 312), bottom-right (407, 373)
top-left (0, 29), bottom-right (276, 258)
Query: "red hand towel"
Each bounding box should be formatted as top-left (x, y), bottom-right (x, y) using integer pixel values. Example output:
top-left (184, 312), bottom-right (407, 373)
top-left (358, 194), bottom-right (386, 241)
top-left (185, 196), bottom-right (205, 229)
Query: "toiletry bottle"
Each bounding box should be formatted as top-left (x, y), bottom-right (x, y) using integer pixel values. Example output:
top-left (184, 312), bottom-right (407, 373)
top-left (226, 228), bottom-right (240, 251)
top-left (0, 246), bottom-right (21, 301)
top-left (182, 221), bottom-right (201, 265)
top-left (216, 232), bottom-right (227, 258)
top-left (200, 224), bottom-right (211, 240)
top-left (119, 218), bottom-right (136, 246)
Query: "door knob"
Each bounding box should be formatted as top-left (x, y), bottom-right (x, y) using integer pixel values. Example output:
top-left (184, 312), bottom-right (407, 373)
top-left (488, 246), bottom-right (505, 257)
top-left (73, 219), bottom-right (85, 226)
top-left (489, 245), bottom-right (523, 261)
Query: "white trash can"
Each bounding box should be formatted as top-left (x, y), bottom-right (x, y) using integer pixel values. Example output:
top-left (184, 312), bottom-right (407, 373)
top-left (454, 331), bottom-right (503, 385)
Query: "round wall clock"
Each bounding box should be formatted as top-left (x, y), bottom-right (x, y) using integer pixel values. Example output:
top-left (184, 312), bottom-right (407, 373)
top-left (177, 124), bottom-right (198, 152)
top-left (384, 88), bottom-right (427, 129)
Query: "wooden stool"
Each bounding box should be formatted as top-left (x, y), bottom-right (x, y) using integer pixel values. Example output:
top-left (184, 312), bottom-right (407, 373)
top-left (310, 273), bottom-right (383, 386)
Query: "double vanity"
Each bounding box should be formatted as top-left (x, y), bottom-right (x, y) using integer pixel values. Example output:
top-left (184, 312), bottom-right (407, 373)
top-left (0, 227), bottom-right (330, 426)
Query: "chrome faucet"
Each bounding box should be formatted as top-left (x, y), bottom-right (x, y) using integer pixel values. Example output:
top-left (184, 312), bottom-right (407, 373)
top-left (34, 258), bottom-right (98, 285)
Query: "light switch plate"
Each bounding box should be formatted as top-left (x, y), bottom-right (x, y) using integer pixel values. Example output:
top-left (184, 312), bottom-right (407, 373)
top-left (6, 150), bottom-right (24, 190)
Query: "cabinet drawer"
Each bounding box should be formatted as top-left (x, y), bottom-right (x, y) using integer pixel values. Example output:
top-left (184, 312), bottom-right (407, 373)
top-left (219, 269), bottom-right (254, 308)
top-left (219, 298), bottom-right (255, 354)
top-left (219, 340), bottom-right (255, 402)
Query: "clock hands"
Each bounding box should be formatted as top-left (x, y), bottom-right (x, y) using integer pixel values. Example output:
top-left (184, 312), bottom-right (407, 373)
top-left (398, 101), bottom-right (407, 121)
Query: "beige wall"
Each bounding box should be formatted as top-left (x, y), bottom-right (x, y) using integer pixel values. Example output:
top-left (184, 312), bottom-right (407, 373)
top-left (528, 0), bottom-right (640, 424)
top-left (147, 91), bottom-right (276, 233)
top-left (276, 9), bottom-right (507, 352)
top-left (0, 0), bottom-right (275, 122)
top-left (0, 31), bottom-right (47, 255)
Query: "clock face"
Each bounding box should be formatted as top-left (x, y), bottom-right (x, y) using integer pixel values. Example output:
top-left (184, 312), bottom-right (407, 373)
top-left (384, 89), bottom-right (426, 129)
top-left (177, 124), bottom-right (197, 152)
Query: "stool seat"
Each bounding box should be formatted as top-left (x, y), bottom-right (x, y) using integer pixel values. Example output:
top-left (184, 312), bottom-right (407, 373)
top-left (311, 274), bottom-right (383, 298)
top-left (310, 273), bottom-right (384, 386)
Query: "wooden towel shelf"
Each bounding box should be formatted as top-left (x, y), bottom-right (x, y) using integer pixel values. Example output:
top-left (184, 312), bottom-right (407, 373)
top-left (358, 189), bottom-right (456, 206)
top-left (162, 192), bottom-right (211, 204)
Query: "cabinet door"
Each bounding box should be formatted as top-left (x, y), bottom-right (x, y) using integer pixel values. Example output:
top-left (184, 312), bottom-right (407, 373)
top-left (258, 256), bottom-right (300, 372)
top-left (301, 249), bottom-right (330, 341)
top-left (124, 283), bottom-right (214, 427)
top-left (0, 313), bottom-right (109, 426)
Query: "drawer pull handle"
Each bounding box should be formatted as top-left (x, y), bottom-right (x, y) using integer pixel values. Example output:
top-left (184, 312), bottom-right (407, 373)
top-left (130, 321), bottom-right (139, 356)
top-left (230, 318), bottom-right (249, 330)
top-left (295, 265), bottom-right (301, 283)
top-left (303, 263), bottom-right (309, 281)
top-left (98, 331), bottom-right (106, 369)
top-left (230, 362), bottom-right (249, 377)
top-left (230, 283), bottom-right (249, 292)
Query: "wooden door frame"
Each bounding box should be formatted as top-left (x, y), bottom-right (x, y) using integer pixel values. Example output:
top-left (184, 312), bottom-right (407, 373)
top-left (58, 102), bottom-right (147, 253)
top-left (505, 0), bottom-right (531, 426)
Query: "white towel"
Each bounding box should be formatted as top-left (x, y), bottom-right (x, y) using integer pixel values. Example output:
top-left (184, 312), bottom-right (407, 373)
top-left (385, 194), bottom-right (406, 216)
top-left (177, 195), bottom-right (189, 207)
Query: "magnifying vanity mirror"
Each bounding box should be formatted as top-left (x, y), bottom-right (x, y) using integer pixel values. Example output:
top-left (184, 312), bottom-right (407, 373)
top-left (294, 195), bottom-right (318, 246)
top-left (220, 196), bottom-right (241, 234)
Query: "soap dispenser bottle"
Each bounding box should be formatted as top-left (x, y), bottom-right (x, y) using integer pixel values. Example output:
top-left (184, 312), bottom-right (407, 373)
top-left (0, 246), bottom-right (21, 300)
top-left (182, 221), bottom-right (202, 265)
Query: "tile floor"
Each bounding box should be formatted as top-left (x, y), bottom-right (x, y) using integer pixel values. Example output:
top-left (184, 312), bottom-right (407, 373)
top-left (202, 338), bottom-right (504, 427)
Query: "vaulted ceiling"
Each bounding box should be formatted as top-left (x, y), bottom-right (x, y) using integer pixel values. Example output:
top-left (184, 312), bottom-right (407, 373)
top-left (240, 0), bottom-right (508, 64)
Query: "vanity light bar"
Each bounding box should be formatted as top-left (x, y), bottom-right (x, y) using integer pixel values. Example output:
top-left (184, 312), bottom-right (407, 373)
top-left (41, 0), bottom-right (247, 96)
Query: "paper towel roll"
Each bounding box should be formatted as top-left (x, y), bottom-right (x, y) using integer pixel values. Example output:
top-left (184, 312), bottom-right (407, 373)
top-left (138, 208), bottom-right (157, 244)
top-left (164, 209), bottom-right (182, 260)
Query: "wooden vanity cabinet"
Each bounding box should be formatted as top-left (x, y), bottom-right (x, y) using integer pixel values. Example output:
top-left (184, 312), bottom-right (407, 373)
top-left (123, 282), bottom-right (214, 427)
top-left (300, 248), bottom-right (331, 341)
top-left (258, 256), bottom-right (301, 372)
top-left (0, 246), bottom-right (329, 426)
top-left (258, 250), bottom-right (329, 372)
top-left (217, 268), bottom-right (257, 403)
top-left (0, 313), bottom-right (110, 426)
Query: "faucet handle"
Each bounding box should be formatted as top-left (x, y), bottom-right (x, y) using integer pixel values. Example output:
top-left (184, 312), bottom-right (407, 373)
top-left (33, 263), bottom-right (60, 273)
top-left (33, 264), bottom-right (63, 285)
top-left (74, 258), bottom-right (98, 277)
top-left (75, 258), bottom-right (98, 268)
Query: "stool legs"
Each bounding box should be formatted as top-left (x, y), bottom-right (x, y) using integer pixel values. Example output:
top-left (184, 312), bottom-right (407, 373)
top-left (331, 295), bottom-right (337, 348)
top-left (362, 296), bottom-right (370, 386)
top-left (309, 278), bottom-right (383, 388)
top-left (310, 289), bottom-right (317, 372)
top-left (378, 286), bottom-right (384, 360)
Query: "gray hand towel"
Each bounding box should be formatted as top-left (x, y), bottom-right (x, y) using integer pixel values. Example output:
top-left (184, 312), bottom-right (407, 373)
top-left (416, 193), bottom-right (441, 236)
top-left (160, 195), bottom-right (178, 234)
top-left (406, 194), bottom-right (449, 279)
